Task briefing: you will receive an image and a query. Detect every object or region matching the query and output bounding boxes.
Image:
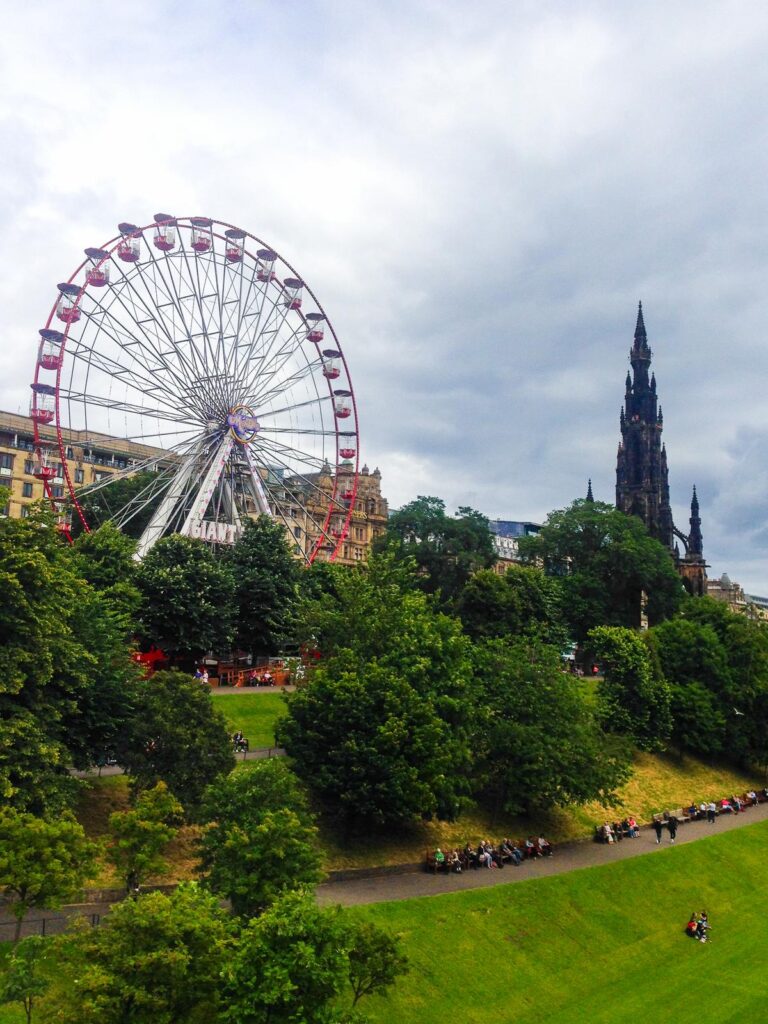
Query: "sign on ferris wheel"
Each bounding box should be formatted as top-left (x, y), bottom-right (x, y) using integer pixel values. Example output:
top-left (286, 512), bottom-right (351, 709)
top-left (28, 214), bottom-right (360, 563)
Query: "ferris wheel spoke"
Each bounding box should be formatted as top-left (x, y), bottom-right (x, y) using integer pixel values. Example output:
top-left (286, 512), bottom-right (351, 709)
top-left (138, 244), bottom-right (218, 392)
top-left (75, 297), bottom-right (184, 394)
top-left (252, 439), bottom-right (348, 516)
top-left (258, 426), bottom-right (342, 437)
top-left (246, 357), bottom-right (324, 412)
top-left (235, 279), bottom-right (295, 388)
top-left (57, 386), bottom-right (201, 427)
top-left (84, 276), bottom-right (197, 402)
top-left (65, 334), bottom-right (188, 412)
top-left (176, 229), bottom-right (227, 406)
top-left (255, 393), bottom-right (333, 419)
top-left (238, 322), bottom-right (307, 404)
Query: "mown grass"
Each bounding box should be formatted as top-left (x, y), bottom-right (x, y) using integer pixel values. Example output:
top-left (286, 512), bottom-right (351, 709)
top-left (211, 690), bottom-right (286, 748)
top-left (357, 818), bottom-right (768, 1024)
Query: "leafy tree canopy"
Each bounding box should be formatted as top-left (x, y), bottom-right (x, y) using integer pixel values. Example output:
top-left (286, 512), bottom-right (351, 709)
top-left (519, 499), bottom-right (683, 642)
top-left (199, 760), bottom-right (322, 917)
top-left (0, 810), bottom-right (99, 942)
top-left (117, 670), bottom-right (234, 818)
top-left (0, 936), bottom-right (49, 1024)
top-left (52, 884), bottom-right (230, 1024)
top-left (220, 890), bottom-right (407, 1024)
top-left (456, 564), bottom-right (569, 648)
top-left (107, 782), bottom-right (183, 894)
top-left (589, 625), bottom-right (672, 751)
top-left (376, 495), bottom-right (496, 607)
top-left (0, 501), bottom-right (134, 808)
top-left (470, 639), bottom-right (630, 815)
top-left (228, 516), bottom-right (299, 656)
top-left (135, 534), bottom-right (235, 659)
top-left (279, 553), bottom-right (474, 826)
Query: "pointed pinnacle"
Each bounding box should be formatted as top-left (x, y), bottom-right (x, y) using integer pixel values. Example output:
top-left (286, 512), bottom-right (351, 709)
top-left (635, 301), bottom-right (646, 339)
top-left (586, 479), bottom-right (594, 502)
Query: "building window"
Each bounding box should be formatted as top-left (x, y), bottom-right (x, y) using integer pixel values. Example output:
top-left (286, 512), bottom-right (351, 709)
top-left (354, 547), bottom-right (363, 561)
top-left (20, 505), bottom-right (30, 518)
top-left (355, 527), bottom-right (365, 540)
top-left (74, 469), bottom-right (84, 484)
top-left (51, 485), bottom-right (64, 498)
top-left (22, 483), bottom-right (33, 498)
top-left (293, 526), bottom-right (302, 539)
top-left (24, 459), bottom-right (34, 475)
top-left (0, 453), bottom-right (14, 472)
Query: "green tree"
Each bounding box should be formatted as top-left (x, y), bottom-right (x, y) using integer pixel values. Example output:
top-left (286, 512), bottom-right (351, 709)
top-left (0, 500), bottom-right (116, 810)
top-left (377, 496), bottom-right (496, 607)
top-left (0, 936), bottom-right (49, 1024)
top-left (135, 535), bottom-right (235, 660)
top-left (456, 564), bottom-right (568, 646)
top-left (279, 554), bottom-right (473, 826)
top-left (107, 782), bottom-right (183, 895)
top-left (519, 499), bottom-right (683, 642)
top-left (117, 671), bottom-right (234, 819)
top-left (347, 920), bottom-right (409, 1009)
top-left (589, 625), bottom-right (673, 751)
top-left (0, 810), bottom-right (99, 942)
top-left (74, 521), bottom-right (141, 626)
top-left (648, 617), bottom-right (731, 755)
top-left (199, 760), bottom-right (322, 916)
top-left (52, 884), bottom-right (230, 1024)
top-left (229, 516), bottom-right (299, 656)
top-left (72, 470), bottom-right (166, 540)
top-left (471, 639), bottom-right (630, 815)
top-left (219, 890), bottom-right (349, 1024)
top-left (670, 598), bottom-right (768, 766)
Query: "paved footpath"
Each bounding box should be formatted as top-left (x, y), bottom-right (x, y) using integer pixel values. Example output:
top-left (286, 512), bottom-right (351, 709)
top-left (317, 800), bottom-right (768, 907)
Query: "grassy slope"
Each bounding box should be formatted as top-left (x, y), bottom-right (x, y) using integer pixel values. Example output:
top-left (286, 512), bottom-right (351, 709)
top-left (75, 776), bottom-right (200, 889)
top-left (211, 691), bottom-right (286, 748)
top-left (359, 819), bottom-right (768, 1024)
top-left (319, 752), bottom-right (758, 869)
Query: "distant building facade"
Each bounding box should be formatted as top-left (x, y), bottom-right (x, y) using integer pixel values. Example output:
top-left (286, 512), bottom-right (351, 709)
top-left (488, 519), bottom-right (541, 573)
top-left (283, 461), bottom-right (388, 565)
top-left (0, 409), bottom-right (388, 565)
top-left (0, 409), bottom-right (165, 524)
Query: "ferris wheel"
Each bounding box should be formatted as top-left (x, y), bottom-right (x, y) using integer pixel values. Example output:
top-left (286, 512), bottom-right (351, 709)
top-left (29, 215), bottom-right (359, 562)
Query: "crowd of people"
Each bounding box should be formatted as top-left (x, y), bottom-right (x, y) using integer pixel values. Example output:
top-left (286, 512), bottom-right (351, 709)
top-left (597, 817), bottom-right (640, 843)
top-left (429, 836), bottom-right (553, 873)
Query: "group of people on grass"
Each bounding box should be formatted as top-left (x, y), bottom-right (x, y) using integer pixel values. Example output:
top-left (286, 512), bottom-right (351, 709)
top-left (432, 836), bottom-right (553, 873)
top-left (685, 910), bottom-right (710, 943)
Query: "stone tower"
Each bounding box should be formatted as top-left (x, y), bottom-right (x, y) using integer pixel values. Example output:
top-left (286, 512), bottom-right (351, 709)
top-left (615, 304), bottom-right (707, 594)
top-left (615, 303), bottom-right (675, 550)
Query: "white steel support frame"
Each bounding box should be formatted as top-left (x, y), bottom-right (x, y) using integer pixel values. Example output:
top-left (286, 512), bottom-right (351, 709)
top-left (134, 450), bottom-right (200, 559)
top-left (179, 434), bottom-right (238, 540)
top-left (242, 442), bottom-right (273, 517)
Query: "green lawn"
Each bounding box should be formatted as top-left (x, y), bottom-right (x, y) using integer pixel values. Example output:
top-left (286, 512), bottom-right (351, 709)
top-left (211, 691), bottom-right (286, 748)
top-left (358, 818), bottom-right (768, 1024)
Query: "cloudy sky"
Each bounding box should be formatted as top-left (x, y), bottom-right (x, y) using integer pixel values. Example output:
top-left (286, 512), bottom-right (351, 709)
top-left (2, 1), bottom-right (768, 589)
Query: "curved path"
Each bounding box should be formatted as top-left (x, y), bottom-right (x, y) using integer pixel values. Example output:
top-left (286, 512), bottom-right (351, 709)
top-left (317, 800), bottom-right (768, 907)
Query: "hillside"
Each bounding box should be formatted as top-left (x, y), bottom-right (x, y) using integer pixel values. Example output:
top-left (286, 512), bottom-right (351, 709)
top-left (358, 818), bottom-right (768, 1024)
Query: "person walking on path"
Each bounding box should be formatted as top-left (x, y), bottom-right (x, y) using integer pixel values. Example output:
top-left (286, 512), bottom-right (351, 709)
top-left (707, 801), bottom-right (717, 824)
top-left (668, 814), bottom-right (679, 844)
top-left (652, 817), bottom-right (664, 844)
